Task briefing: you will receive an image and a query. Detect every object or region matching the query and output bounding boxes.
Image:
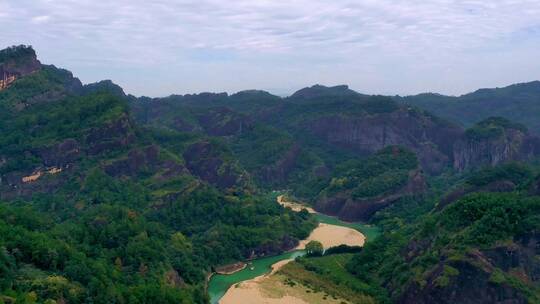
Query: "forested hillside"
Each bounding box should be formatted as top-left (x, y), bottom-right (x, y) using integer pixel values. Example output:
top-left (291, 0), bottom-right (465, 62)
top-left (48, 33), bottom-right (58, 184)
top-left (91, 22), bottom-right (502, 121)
top-left (0, 46), bottom-right (316, 303)
top-left (398, 81), bottom-right (540, 134)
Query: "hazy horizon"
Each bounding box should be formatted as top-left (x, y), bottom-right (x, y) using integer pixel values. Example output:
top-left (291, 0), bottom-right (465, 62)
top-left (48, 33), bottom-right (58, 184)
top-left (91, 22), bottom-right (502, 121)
top-left (1, 0), bottom-right (540, 97)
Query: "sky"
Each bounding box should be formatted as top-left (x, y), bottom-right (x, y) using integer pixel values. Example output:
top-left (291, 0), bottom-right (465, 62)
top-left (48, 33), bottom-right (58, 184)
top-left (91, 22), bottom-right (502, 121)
top-left (1, 0), bottom-right (540, 97)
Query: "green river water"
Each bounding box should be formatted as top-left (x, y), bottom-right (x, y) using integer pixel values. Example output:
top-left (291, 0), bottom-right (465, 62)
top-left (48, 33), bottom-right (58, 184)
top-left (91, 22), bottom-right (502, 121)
top-left (207, 211), bottom-right (380, 304)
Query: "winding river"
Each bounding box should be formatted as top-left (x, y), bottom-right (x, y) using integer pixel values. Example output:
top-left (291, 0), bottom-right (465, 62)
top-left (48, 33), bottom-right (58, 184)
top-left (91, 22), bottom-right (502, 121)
top-left (207, 195), bottom-right (380, 304)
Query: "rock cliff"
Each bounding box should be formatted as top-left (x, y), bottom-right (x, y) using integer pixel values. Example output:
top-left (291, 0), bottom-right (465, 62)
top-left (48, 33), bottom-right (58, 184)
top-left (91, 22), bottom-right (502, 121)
top-left (306, 109), bottom-right (461, 174)
top-left (453, 117), bottom-right (540, 171)
top-left (0, 45), bottom-right (41, 90)
top-left (399, 233), bottom-right (540, 304)
top-left (315, 169), bottom-right (426, 221)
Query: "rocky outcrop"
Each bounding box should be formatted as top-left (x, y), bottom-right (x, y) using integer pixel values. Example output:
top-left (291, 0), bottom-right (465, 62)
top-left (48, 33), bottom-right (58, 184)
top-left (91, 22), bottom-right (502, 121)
top-left (86, 115), bottom-right (135, 155)
top-left (248, 235), bottom-right (299, 259)
top-left (104, 146), bottom-right (159, 177)
top-left (164, 269), bottom-right (186, 288)
top-left (306, 109), bottom-right (462, 174)
top-left (197, 107), bottom-right (253, 136)
top-left (399, 234), bottom-right (540, 304)
top-left (38, 139), bottom-right (81, 167)
top-left (437, 180), bottom-right (517, 211)
top-left (316, 169), bottom-right (426, 221)
top-left (398, 258), bottom-right (528, 304)
top-left (183, 141), bottom-right (242, 189)
top-left (1, 114), bottom-right (137, 198)
top-left (260, 144), bottom-right (302, 185)
top-left (530, 176), bottom-right (540, 196)
top-left (453, 118), bottom-right (540, 171)
top-left (104, 145), bottom-right (188, 179)
top-left (290, 84), bottom-right (360, 100)
top-left (82, 80), bottom-right (126, 97)
top-left (172, 117), bottom-right (195, 132)
top-left (0, 45), bottom-right (41, 90)
top-left (0, 165), bottom-right (70, 200)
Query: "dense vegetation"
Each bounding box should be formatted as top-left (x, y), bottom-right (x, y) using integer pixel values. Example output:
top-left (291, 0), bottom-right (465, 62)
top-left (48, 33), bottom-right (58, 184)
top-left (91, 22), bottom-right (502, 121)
top-left (2, 46), bottom-right (540, 304)
top-left (0, 45), bottom-right (36, 64)
top-left (0, 54), bottom-right (317, 303)
top-left (345, 164), bottom-right (540, 302)
top-left (465, 117), bottom-right (528, 141)
top-left (0, 184), bottom-right (315, 303)
top-left (282, 163), bottom-right (540, 303)
top-left (337, 147), bottom-right (416, 197)
top-left (279, 254), bottom-right (377, 304)
top-left (399, 81), bottom-right (540, 134)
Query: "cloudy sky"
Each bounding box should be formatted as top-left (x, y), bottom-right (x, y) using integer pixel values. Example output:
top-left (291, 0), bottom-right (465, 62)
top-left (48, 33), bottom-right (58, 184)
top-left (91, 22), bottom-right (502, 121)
top-left (1, 0), bottom-right (539, 97)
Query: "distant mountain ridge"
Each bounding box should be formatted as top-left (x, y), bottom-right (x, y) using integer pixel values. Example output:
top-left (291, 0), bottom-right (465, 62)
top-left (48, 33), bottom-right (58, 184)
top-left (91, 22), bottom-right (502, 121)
top-left (397, 81), bottom-right (540, 134)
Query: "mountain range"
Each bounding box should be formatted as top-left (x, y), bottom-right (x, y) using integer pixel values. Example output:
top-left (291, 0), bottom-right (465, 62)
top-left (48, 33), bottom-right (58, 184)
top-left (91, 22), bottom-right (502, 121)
top-left (1, 45), bottom-right (540, 304)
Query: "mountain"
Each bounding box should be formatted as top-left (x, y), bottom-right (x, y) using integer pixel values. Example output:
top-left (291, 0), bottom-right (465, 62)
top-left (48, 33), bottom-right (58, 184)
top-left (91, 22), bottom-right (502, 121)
top-left (398, 81), bottom-right (540, 134)
top-left (345, 163), bottom-right (540, 304)
top-left (453, 117), bottom-right (540, 171)
top-left (0, 45), bottom-right (41, 90)
top-left (0, 46), bottom-right (316, 303)
top-left (2, 45), bottom-right (540, 304)
top-left (130, 82), bottom-right (540, 222)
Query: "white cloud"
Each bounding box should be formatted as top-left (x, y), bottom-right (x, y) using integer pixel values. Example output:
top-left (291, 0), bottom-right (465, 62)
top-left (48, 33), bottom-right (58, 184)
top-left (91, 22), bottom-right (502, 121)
top-left (0, 0), bottom-right (539, 96)
top-left (31, 15), bottom-right (50, 24)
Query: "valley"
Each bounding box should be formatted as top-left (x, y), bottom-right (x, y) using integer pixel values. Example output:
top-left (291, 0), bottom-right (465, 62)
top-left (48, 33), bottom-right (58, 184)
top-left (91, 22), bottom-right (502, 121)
top-left (1, 45), bottom-right (540, 304)
top-left (210, 195), bottom-right (373, 304)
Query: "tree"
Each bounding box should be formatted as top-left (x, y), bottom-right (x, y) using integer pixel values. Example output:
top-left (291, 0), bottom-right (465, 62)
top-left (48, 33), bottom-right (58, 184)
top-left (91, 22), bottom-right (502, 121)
top-left (305, 241), bottom-right (323, 257)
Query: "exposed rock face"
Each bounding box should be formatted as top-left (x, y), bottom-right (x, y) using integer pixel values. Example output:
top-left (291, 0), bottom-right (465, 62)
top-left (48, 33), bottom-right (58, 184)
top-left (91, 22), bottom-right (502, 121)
top-left (104, 145), bottom-right (159, 177)
top-left (104, 145), bottom-right (188, 180)
top-left (38, 139), bottom-right (81, 167)
top-left (260, 144), bottom-right (301, 185)
top-left (164, 270), bottom-right (186, 288)
top-left (0, 46), bottom-right (41, 90)
top-left (0, 168), bottom-right (68, 200)
top-left (399, 234), bottom-right (540, 304)
top-left (197, 107), bottom-right (253, 136)
top-left (249, 235), bottom-right (299, 259)
top-left (437, 180), bottom-right (517, 211)
top-left (306, 109), bottom-right (462, 174)
top-left (398, 259), bottom-right (528, 304)
top-left (290, 84), bottom-right (360, 100)
top-left (183, 141), bottom-right (241, 189)
top-left (82, 80), bottom-right (126, 97)
top-left (530, 176), bottom-right (540, 196)
top-left (1, 114), bottom-right (137, 199)
top-left (86, 115), bottom-right (135, 155)
top-left (172, 117), bottom-right (195, 132)
top-left (316, 169), bottom-right (426, 221)
top-left (453, 129), bottom-right (540, 171)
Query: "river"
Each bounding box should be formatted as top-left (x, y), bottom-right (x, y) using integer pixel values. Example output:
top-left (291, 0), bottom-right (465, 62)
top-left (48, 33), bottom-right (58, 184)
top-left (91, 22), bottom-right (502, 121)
top-left (207, 196), bottom-right (380, 304)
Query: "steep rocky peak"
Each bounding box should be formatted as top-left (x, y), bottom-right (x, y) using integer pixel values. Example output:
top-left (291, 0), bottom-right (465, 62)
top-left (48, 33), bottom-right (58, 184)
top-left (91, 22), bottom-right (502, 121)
top-left (83, 80), bottom-right (126, 97)
top-left (464, 116), bottom-right (528, 142)
top-left (231, 89), bottom-right (273, 97)
top-left (453, 117), bottom-right (540, 171)
top-left (0, 45), bottom-right (42, 90)
top-left (289, 84), bottom-right (360, 100)
top-left (230, 89), bottom-right (280, 101)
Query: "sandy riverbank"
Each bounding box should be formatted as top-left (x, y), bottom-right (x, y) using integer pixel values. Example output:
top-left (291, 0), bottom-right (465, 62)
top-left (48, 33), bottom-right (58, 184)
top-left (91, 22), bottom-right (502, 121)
top-left (219, 223), bottom-right (364, 304)
top-left (219, 258), bottom-right (350, 304)
top-left (296, 223), bottom-right (365, 250)
top-left (277, 195), bottom-right (316, 213)
top-left (215, 262), bottom-right (247, 275)
top-left (218, 196), bottom-right (365, 304)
